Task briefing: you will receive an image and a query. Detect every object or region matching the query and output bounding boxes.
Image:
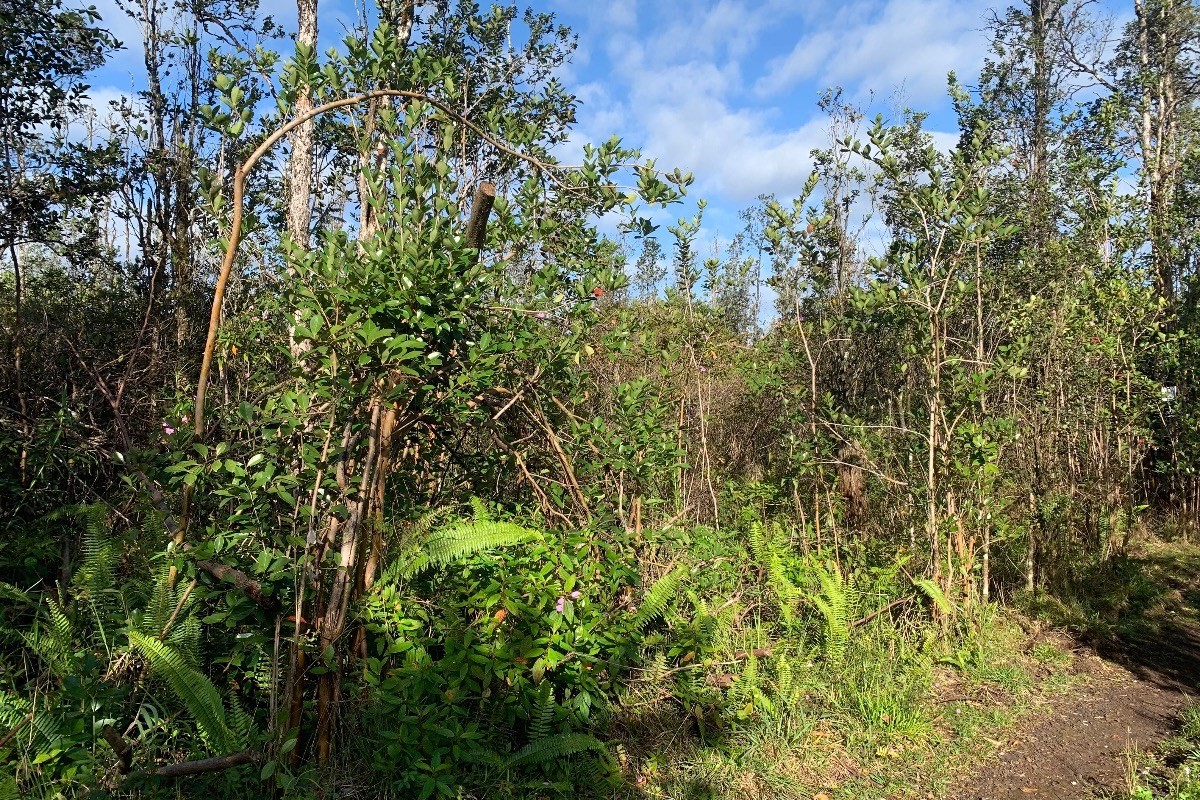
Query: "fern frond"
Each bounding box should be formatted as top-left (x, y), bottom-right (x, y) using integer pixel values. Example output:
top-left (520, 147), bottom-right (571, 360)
top-left (802, 561), bottom-right (852, 663)
top-left (0, 581), bottom-right (31, 605)
top-left (26, 597), bottom-right (76, 676)
top-left (226, 692), bottom-right (256, 746)
top-left (141, 511), bottom-right (167, 542)
top-left (0, 693), bottom-right (63, 750)
top-left (141, 567), bottom-right (178, 637)
top-left (748, 521), bottom-right (801, 621)
top-left (400, 521), bottom-right (540, 578)
top-left (632, 566), bottom-right (685, 631)
top-left (505, 733), bottom-right (608, 769)
top-left (167, 614), bottom-right (202, 668)
top-left (730, 652), bottom-right (759, 706)
top-left (529, 682), bottom-right (555, 742)
top-left (128, 631), bottom-right (235, 751)
top-left (776, 654), bottom-right (794, 698)
top-left (914, 577), bottom-right (954, 619)
top-left (408, 506), bottom-right (455, 541)
top-left (468, 497), bottom-right (493, 523)
top-left (71, 503), bottom-right (116, 601)
top-left (747, 520), bottom-right (769, 564)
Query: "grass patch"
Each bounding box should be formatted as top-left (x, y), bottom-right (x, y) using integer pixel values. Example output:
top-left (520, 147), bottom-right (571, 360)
top-left (1127, 705), bottom-right (1200, 800)
top-left (612, 605), bottom-right (1080, 799)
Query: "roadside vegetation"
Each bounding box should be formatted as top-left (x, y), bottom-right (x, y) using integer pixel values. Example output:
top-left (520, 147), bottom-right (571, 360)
top-left (2, 0), bottom-right (1199, 798)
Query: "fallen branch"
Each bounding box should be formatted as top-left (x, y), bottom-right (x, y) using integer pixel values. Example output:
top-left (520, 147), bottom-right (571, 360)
top-left (154, 749), bottom-right (258, 779)
top-left (850, 594), bottom-right (916, 629)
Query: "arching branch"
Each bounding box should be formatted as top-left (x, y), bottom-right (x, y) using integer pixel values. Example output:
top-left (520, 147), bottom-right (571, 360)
top-left (178, 89), bottom-right (571, 559)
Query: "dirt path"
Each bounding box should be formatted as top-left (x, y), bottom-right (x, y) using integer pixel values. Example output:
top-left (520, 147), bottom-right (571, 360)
top-left (951, 549), bottom-right (1200, 800)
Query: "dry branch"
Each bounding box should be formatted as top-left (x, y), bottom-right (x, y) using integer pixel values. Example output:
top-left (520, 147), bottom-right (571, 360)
top-left (195, 558), bottom-right (279, 611)
top-left (102, 725), bottom-right (133, 774)
top-left (153, 749), bottom-right (259, 778)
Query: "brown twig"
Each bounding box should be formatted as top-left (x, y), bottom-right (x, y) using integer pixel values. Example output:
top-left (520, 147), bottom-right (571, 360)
top-left (0, 710), bottom-right (32, 750)
top-left (158, 578), bottom-right (198, 640)
top-left (526, 398), bottom-right (591, 522)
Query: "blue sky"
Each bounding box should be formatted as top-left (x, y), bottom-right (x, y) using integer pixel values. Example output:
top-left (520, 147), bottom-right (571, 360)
top-left (83, 0), bottom-right (1130, 267)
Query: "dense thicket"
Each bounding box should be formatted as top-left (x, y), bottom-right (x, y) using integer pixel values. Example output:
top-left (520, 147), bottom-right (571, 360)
top-left (1, 0), bottom-right (1197, 797)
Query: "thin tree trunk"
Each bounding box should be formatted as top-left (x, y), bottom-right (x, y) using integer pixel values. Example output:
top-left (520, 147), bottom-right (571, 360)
top-left (285, 0), bottom-right (318, 250)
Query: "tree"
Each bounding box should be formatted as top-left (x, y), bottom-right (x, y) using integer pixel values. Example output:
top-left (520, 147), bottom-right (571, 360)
top-left (181, 1), bottom-right (690, 767)
top-left (0, 0), bottom-right (117, 483)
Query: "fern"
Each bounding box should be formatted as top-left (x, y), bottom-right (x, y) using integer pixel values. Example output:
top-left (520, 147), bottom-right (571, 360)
top-left (0, 693), bottom-right (63, 750)
top-left (776, 654), bottom-right (795, 699)
top-left (748, 521), bottom-right (802, 621)
top-left (914, 577), bottom-right (954, 620)
top-left (167, 613), bottom-right (202, 668)
top-left (528, 682), bottom-right (555, 742)
top-left (730, 650), bottom-right (759, 706)
top-left (72, 504), bottom-right (115, 599)
top-left (802, 560), bottom-right (856, 664)
top-left (405, 505), bottom-right (455, 544)
top-left (226, 693), bottom-right (256, 747)
top-left (747, 519), bottom-right (769, 565)
top-left (468, 496), bottom-right (493, 523)
top-left (141, 567), bottom-right (179, 637)
top-left (631, 566), bottom-right (685, 631)
top-left (128, 631), bottom-right (237, 752)
top-left (0, 581), bottom-right (31, 605)
top-left (400, 521), bottom-right (541, 578)
top-left (505, 732), bottom-right (609, 769)
top-left (24, 597), bottom-right (76, 677)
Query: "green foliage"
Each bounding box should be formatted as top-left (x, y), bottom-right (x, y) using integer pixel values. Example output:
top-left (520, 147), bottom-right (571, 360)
top-left (504, 732), bottom-right (610, 769)
top-left (747, 520), bottom-right (802, 622)
top-left (914, 577), bottom-right (954, 620)
top-left (128, 631), bottom-right (240, 753)
top-left (3, 0), bottom-right (1200, 796)
top-left (802, 560), bottom-right (858, 664)
top-left (399, 520), bottom-right (542, 578)
top-left (631, 565), bottom-right (686, 631)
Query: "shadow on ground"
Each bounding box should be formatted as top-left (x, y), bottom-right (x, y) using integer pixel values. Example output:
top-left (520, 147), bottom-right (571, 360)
top-left (1061, 544), bottom-right (1200, 694)
top-left (952, 541), bottom-right (1200, 800)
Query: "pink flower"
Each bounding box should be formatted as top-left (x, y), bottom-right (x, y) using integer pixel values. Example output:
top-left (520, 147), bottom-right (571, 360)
top-left (162, 422), bottom-right (175, 435)
top-left (570, 590), bottom-right (581, 600)
top-left (698, 366), bottom-right (708, 373)
top-left (181, 415), bottom-right (189, 424)
top-left (555, 597), bottom-right (566, 613)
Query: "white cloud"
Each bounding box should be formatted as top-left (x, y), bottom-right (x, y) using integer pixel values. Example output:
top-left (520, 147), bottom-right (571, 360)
top-left (563, 4), bottom-right (829, 203)
top-left (554, 0), bottom-right (1006, 206)
top-left (755, 0), bottom-right (986, 107)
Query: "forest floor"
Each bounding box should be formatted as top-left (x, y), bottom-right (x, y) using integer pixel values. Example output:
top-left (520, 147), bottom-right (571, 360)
top-left (947, 541), bottom-right (1200, 800)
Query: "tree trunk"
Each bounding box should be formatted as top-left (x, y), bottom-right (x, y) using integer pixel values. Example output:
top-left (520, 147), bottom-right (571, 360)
top-left (285, 0), bottom-right (318, 252)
